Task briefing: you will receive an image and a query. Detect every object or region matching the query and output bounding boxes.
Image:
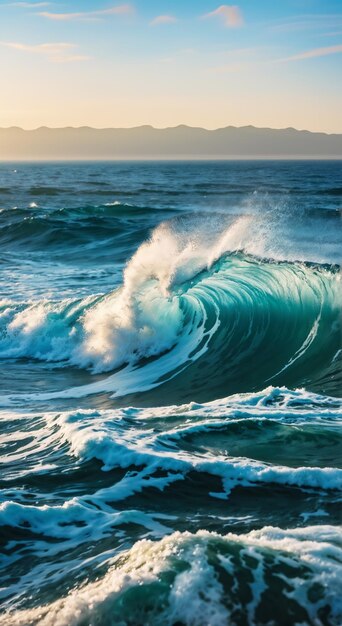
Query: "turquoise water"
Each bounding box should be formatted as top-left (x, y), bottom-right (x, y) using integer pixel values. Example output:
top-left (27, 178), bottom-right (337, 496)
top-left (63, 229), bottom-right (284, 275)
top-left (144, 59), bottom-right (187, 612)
top-left (0, 161), bottom-right (341, 625)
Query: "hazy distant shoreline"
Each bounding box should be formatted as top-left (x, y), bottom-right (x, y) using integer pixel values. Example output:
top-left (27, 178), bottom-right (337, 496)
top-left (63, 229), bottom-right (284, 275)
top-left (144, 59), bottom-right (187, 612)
top-left (1, 125), bottom-right (341, 160)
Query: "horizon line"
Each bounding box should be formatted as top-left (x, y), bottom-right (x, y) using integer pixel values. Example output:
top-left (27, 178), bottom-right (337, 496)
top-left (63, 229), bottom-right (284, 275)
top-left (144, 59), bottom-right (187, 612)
top-left (1, 124), bottom-right (341, 136)
top-left (1, 157), bottom-right (342, 162)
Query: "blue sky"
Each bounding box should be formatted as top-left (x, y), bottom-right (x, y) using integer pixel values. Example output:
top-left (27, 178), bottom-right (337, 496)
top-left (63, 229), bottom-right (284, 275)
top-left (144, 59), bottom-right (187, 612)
top-left (0, 0), bottom-right (341, 131)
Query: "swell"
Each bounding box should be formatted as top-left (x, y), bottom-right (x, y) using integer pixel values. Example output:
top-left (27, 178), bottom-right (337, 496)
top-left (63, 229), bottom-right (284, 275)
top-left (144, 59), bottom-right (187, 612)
top-left (0, 216), bottom-right (340, 403)
top-left (0, 202), bottom-right (340, 251)
top-left (0, 203), bottom-right (166, 251)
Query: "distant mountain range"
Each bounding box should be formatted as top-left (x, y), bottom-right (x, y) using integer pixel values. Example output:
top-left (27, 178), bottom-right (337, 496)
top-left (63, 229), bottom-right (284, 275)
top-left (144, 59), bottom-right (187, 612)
top-left (0, 125), bottom-right (341, 159)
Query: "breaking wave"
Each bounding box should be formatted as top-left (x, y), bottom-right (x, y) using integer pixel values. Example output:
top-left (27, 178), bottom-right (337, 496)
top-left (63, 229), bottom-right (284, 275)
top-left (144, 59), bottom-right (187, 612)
top-left (3, 526), bottom-right (342, 626)
top-left (0, 216), bottom-right (340, 403)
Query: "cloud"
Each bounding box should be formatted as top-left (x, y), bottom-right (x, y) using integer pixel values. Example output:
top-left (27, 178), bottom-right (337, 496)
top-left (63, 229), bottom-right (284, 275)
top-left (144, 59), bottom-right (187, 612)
top-left (9, 2), bottom-right (50, 6)
top-left (210, 43), bottom-right (342, 72)
top-left (1, 41), bottom-right (90, 62)
top-left (39, 4), bottom-right (133, 21)
top-left (202, 5), bottom-right (243, 28)
top-left (150, 15), bottom-right (177, 26)
top-left (319, 31), bottom-right (342, 37)
top-left (269, 14), bottom-right (342, 34)
top-left (282, 44), bottom-right (342, 62)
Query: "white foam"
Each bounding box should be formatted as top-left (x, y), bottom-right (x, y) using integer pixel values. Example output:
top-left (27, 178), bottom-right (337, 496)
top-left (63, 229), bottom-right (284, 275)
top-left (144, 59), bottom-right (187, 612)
top-left (3, 525), bottom-right (341, 626)
top-left (1, 387), bottom-right (341, 491)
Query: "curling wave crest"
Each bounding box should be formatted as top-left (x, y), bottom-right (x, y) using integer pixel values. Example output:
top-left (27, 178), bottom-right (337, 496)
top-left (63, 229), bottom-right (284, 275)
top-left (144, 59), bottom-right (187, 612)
top-left (0, 217), bottom-right (340, 403)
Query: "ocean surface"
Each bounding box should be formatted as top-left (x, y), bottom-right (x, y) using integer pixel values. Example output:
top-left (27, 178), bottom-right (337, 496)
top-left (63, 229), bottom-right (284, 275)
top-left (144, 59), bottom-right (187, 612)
top-left (0, 160), bottom-right (341, 626)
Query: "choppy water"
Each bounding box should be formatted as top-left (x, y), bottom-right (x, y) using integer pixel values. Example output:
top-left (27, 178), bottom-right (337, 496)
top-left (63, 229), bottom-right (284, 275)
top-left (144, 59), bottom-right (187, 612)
top-left (0, 160), bottom-right (341, 625)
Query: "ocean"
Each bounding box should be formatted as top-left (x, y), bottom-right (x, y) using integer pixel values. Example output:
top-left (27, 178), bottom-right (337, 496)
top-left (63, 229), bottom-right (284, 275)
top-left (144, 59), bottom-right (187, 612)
top-left (0, 160), bottom-right (341, 625)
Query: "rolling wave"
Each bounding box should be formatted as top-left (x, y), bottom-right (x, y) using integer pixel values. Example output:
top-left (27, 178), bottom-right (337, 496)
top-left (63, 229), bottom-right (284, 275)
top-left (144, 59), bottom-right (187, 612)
top-left (0, 202), bottom-right (162, 251)
top-left (1, 248), bottom-right (341, 620)
top-left (3, 525), bottom-right (341, 626)
top-left (0, 217), bottom-right (341, 404)
top-left (1, 386), bottom-right (341, 619)
top-left (1, 388), bottom-right (341, 493)
top-left (0, 218), bottom-right (341, 401)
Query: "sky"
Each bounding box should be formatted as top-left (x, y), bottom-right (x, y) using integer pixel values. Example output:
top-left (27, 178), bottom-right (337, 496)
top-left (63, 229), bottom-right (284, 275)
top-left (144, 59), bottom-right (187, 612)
top-left (0, 0), bottom-right (341, 132)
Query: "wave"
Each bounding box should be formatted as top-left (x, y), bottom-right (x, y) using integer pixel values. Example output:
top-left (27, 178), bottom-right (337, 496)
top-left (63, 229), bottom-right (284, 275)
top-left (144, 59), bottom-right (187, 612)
top-left (28, 186), bottom-right (66, 196)
top-left (0, 202), bottom-right (162, 251)
top-left (1, 387), bottom-right (341, 492)
top-left (0, 202), bottom-right (340, 254)
top-left (2, 525), bottom-right (341, 626)
top-left (1, 387), bottom-right (340, 617)
top-left (315, 187), bottom-right (342, 196)
top-left (0, 217), bottom-right (340, 404)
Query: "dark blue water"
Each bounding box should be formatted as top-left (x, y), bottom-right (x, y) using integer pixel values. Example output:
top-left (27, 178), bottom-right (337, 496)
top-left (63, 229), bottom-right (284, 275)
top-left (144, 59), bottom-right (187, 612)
top-left (0, 161), bottom-right (341, 626)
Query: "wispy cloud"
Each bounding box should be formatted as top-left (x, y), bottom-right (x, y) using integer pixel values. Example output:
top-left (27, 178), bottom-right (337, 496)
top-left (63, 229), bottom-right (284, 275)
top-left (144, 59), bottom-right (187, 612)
top-left (282, 44), bottom-right (342, 62)
top-left (202, 5), bottom-right (243, 28)
top-left (150, 14), bottom-right (177, 26)
top-left (210, 43), bottom-right (342, 73)
top-left (39, 4), bottom-right (133, 22)
top-left (269, 14), bottom-right (342, 33)
top-left (319, 31), bottom-right (342, 37)
top-left (1, 41), bottom-right (90, 62)
top-left (9, 2), bottom-right (50, 7)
